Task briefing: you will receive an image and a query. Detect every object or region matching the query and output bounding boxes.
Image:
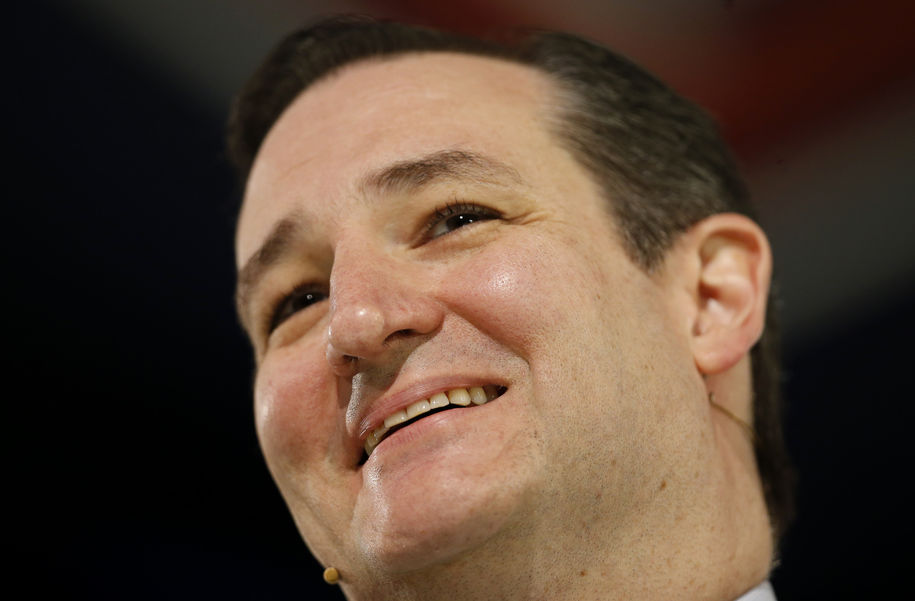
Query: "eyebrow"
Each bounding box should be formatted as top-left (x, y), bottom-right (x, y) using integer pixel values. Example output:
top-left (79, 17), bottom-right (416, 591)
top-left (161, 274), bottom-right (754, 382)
top-left (359, 149), bottom-right (522, 195)
top-left (236, 213), bottom-right (306, 328)
top-left (235, 149), bottom-right (522, 328)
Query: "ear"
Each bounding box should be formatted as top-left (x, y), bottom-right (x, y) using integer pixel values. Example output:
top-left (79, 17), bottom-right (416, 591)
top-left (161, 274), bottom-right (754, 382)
top-left (684, 214), bottom-right (772, 375)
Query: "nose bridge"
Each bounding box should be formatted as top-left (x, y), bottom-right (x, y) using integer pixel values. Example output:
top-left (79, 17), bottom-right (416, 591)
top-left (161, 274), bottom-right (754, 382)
top-left (329, 241), bottom-right (389, 320)
top-left (325, 240), bottom-right (440, 371)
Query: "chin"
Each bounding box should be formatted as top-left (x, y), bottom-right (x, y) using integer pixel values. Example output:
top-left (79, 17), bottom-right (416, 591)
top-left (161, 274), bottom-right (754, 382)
top-left (349, 433), bottom-right (537, 573)
top-left (354, 477), bottom-right (520, 573)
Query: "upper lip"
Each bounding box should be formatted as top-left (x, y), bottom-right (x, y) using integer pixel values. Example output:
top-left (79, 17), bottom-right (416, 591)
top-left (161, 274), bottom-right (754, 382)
top-left (352, 375), bottom-right (507, 448)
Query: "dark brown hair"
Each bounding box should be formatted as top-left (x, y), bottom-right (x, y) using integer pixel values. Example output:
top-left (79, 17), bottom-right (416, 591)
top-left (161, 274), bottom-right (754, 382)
top-left (227, 15), bottom-right (793, 542)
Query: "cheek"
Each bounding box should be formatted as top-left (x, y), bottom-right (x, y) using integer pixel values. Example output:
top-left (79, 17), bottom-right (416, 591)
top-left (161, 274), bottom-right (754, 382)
top-left (452, 235), bottom-right (610, 353)
top-left (456, 248), bottom-right (547, 351)
top-left (254, 343), bottom-right (337, 473)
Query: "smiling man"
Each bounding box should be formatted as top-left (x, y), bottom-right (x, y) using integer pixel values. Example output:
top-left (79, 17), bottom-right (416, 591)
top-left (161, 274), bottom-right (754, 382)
top-left (228, 16), bottom-right (792, 601)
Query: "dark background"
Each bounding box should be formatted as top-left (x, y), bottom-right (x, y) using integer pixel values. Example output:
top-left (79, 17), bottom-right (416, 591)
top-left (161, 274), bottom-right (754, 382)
top-left (13, 1), bottom-right (914, 599)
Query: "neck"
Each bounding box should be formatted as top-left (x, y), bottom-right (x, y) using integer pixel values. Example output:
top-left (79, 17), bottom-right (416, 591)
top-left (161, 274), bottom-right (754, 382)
top-left (342, 476), bottom-right (771, 601)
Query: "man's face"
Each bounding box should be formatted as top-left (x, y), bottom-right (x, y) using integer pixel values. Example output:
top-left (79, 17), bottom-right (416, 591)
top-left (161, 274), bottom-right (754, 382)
top-left (236, 54), bottom-right (711, 577)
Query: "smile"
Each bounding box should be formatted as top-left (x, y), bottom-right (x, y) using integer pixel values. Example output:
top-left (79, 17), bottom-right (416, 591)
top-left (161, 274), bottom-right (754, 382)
top-left (363, 385), bottom-right (506, 457)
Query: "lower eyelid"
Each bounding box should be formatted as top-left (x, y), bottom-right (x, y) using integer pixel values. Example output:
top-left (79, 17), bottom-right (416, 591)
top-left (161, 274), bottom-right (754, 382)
top-left (263, 300), bottom-right (328, 348)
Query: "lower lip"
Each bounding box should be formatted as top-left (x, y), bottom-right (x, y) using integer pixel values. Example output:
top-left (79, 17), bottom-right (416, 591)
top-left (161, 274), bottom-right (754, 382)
top-left (365, 400), bottom-right (496, 465)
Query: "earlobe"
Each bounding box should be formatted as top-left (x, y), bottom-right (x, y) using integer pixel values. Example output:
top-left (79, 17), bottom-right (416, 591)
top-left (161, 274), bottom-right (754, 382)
top-left (688, 214), bottom-right (772, 375)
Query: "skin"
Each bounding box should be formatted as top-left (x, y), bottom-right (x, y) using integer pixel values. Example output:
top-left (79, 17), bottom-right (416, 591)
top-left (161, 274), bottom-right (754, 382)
top-left (236, 53), bottom-right (773, 600)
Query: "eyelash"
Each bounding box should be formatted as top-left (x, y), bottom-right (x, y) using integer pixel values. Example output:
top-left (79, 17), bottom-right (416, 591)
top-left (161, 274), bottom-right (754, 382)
top-left (265, 202), bottom-right (499, 335)
top-left (267, 283), bottom-right (327, 335)
top-left (424, 201), bottom-right (500, 239)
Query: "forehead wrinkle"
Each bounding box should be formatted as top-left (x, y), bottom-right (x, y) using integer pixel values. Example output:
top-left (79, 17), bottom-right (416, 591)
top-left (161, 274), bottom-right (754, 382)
top-left (359, 149), bottom-right (523, 197)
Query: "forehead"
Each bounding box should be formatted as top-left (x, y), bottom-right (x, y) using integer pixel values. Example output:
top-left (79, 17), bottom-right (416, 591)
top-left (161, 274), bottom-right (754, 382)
top-left (236, 52), bottom-right (561, 265)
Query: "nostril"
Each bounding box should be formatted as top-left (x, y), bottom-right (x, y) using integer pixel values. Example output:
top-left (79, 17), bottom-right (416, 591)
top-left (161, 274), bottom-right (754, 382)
top-left (384, 329), bottom-right (416, 345)
top-left (326, 339), bottom-right (360, 376)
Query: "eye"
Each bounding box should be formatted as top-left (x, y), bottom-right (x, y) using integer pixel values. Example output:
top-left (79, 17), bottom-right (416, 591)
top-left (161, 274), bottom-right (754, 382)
top-left (268, 285), bottom-right (327, 333)
top-left (426, 202), bottom-right (499, 239)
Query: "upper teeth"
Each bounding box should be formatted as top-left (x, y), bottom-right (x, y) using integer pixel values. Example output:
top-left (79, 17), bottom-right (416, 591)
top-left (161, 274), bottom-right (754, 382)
top-left (364, 386), bottom-right (498, 456)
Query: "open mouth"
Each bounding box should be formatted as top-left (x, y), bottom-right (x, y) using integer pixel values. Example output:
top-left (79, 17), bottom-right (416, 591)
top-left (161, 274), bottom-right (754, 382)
top-left (360, 385), bottom-right (507, 463)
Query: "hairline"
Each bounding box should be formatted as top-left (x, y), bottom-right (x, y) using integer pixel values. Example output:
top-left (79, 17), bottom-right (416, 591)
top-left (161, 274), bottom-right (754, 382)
top-left (274, 49), bottom-right (658, 266)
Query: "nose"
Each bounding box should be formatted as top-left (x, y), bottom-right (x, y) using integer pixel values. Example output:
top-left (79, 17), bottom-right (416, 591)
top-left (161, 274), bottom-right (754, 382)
top-left (325, 247), bottom-right (443, 376)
